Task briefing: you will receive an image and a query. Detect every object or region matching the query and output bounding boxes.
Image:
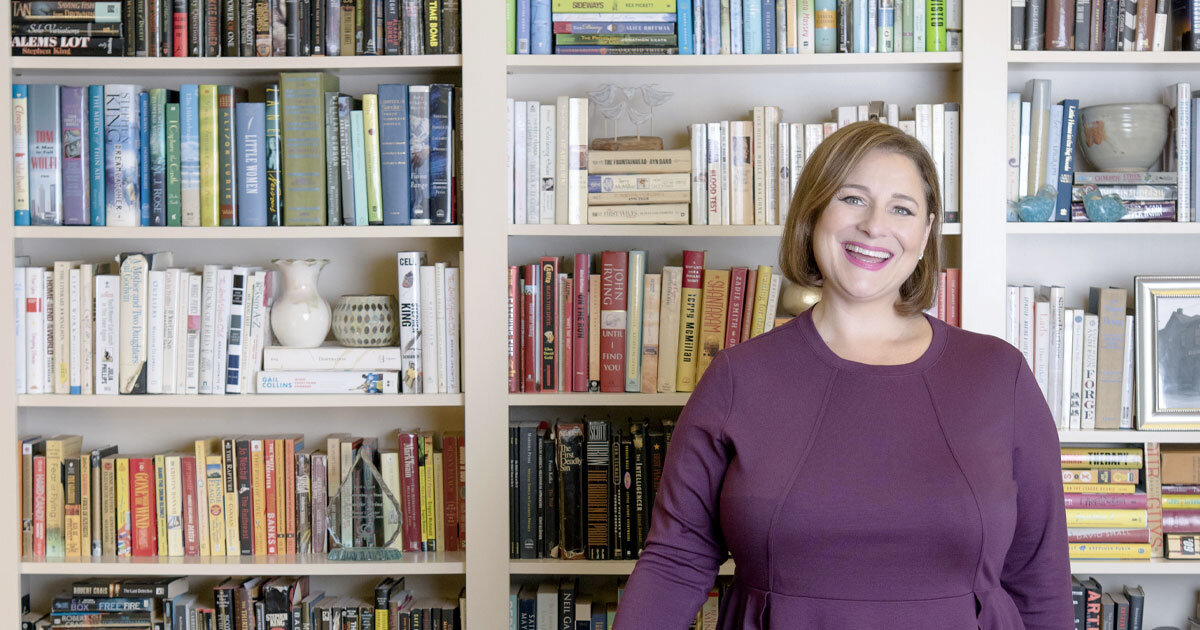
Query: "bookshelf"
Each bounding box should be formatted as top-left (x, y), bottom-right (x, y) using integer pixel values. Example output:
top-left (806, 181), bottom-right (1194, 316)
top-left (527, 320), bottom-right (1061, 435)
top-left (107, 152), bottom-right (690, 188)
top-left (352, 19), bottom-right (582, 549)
top-left (4, 3), bottom-right (1200, 629)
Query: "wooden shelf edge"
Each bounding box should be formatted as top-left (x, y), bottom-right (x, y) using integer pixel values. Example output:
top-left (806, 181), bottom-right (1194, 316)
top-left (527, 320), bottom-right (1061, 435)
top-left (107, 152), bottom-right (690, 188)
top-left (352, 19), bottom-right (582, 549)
top-left (506, 52), bottom-right (961, 70)
top-left (508, 393), bottom-right (690, 406)
top-left (14, 226), bottom-right (463, 240)
top-left (1007, 50), bottom-right (1200, 66)
top-left (20, 552), bottom-right (465, 576)
top-left (509, 559), bottom-right (734, 576)
top-left (18, 393), bottom-right (465, 408)
top-left (1007, 223), bottom-right (1200, 235)
top-left (509, 224), bottom-right (961, 237)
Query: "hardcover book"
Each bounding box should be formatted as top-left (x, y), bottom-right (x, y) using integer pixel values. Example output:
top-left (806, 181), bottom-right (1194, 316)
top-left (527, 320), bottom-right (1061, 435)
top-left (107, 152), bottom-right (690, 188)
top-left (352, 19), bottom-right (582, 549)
top-left (280, 73), bottom-right (339, 225)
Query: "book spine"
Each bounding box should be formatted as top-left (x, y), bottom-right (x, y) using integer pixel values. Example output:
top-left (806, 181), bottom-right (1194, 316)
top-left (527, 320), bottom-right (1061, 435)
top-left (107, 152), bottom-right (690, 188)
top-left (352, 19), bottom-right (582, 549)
top-left (336, 95), bottom-right (356, 225)
top-left (217, 85), bottom-right (239, 226)
top-left (197, 85), bottom-right (219, 226)
top-left (379, 85), bottom-right (411, 225)
top-left (114, 457), bottom-right (130, 556)
top-left (322, 93), bottom-right (342, 227)
top-left (28, 84), bottom-right (63, 225)
top-left (179, 85), bottom-right (199, 226)
top-left (263, 439), bottom-right (278, 554)
top-left (211, 268), bottom-right (233, 394)
top-left (118, 254), bottom-right (149, 394)
top-left (204, 456), bottom-right (225, 556)
top-left (12, 85), bottom-right (31, 227)
top-left (60, 86), bottom-right (89, 225)
top-left (398, 432), bottom-right (421, 552)
top-left (557, 423), bottom-right (585, 559)
top-left (675, 250), bottom-right (704, 391)
top-left (445, 267), bottom-right (461, 394)
top-left (223, 267), bottom-right (249, 393)
top-left (697, 268), bottom-right (729, 381)
top-left (263, 84), bottom-right (282, 227)
top-left (640, 273), bottom-right (661, 393)
top-left (138, 92), bottom-right (150, 225)
top-left (429, 84), bottom-right (453, 224)
top-left (567, 98), bottom-right (588, 224)
top-left (508, 267), bottom-right (520, 392)
top-left (408, 85), bottom-right (431, 224)
top-left (281, 73), bottom-right (339, 225)
top-left (572, 254), bottom-right (590, 392)
top-left (624, 251), bottom-right (645, 392)
top-left (397, 251), bottom-right (426, 393)
top-left (233, 102), bottom-right (266, 227)
top-left (165, 103), bottom-right (182, 225)
top-left (363, 94), bottom-right (384, 225)
top-left (146, 270), bottom-right (165, 393)
top-left (599, 251), bottom-right (628, 393)
top-left (129, 458), bottom-right (156, 556)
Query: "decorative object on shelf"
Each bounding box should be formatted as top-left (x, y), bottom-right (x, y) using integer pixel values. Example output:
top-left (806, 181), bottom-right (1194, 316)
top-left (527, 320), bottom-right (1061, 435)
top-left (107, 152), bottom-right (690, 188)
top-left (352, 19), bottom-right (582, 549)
top-left (271, 258), bottom-right (331, 348)
top-left (1014, 185), bottom-right (1058, 222)
top-left (587, 84), bottom-right (671, 151)
top-left (780, 282), bottom-right (822, 316)
top-left (1078, 103), bottom-right (1169, 172)
top-left (1081, 187), bottom-right (1128, 222)
top-left (1135, 276), bottom-right (1200, 430)
top-left (327, 452), bottom-right (403, 561)
top-left (332, 295), bottom-right (399, 347)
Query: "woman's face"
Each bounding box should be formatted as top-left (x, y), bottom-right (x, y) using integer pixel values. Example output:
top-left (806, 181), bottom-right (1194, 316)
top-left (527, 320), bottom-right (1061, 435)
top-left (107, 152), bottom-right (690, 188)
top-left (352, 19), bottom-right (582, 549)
top-left (812, 148), bottom-right (933, 308)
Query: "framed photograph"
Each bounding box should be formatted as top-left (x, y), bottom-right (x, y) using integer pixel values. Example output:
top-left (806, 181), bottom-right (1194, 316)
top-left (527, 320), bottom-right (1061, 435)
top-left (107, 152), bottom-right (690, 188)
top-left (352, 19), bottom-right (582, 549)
top-left (1136, 276), bottom-right (1200, 429)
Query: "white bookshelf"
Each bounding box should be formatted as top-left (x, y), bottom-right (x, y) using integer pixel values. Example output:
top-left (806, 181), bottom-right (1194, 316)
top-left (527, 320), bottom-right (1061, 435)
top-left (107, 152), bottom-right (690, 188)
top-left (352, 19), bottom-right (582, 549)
top-left (13, 225), bottom-right (464, 240)
top-left (16, 394), bottom-right (465, 408)
top-left (20, 552), bottom-right (466, 576)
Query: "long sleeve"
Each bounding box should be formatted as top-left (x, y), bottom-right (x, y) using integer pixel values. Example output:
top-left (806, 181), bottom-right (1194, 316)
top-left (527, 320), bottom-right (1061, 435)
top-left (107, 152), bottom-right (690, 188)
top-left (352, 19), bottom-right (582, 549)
top-left (1000, 354), bottom-right (1075, 630)
top-left (614, 352), bottom-right (734, 629)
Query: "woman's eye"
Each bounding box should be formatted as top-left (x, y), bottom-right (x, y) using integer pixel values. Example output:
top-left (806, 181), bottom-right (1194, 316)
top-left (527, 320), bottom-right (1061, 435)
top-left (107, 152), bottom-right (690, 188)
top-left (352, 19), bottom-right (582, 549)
top-left (893, 206), bottom-right (914, 216)
top-left (840, 195), bottom-right (864, 205)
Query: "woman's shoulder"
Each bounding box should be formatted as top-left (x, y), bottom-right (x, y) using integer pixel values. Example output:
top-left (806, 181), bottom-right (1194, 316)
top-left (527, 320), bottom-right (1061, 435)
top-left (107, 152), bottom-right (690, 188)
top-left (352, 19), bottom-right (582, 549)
top-left (934, 318), bottom-right (1026, 381)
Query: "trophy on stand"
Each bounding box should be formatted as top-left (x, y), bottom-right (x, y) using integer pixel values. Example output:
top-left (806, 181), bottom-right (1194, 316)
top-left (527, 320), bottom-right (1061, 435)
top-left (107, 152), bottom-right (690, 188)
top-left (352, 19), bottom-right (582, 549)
top-left (587, 83), bottom-right (673, 151)
top-left (327, 451), bottom-right (403, 561)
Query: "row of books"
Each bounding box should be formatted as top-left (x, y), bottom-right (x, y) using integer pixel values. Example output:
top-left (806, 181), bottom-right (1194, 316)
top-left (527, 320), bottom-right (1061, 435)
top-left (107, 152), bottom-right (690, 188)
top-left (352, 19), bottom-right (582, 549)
top-left (1006, 78), bottom-right (1191, 222)
top-left (21, 576), bottom-right (463, 630)
top-left (10, 0), bottom-right (459, 56)
top-left (1005, 285), bottom-right (1134, 430)
top-left (13, 74), bottom-right (459, 227)
top-left (20, 430), bottom-right (465, 559)
top-left (1061, 446), bottom-right (1152, 561)
top-left (510, 0), bottom-right (961, 55)
top-left (509, 578), bottom-right (662, 630)
top-left (1069, 578), bottom-right (1145, 630)
top-left (15, 252), bottom-right (463, 396)
top-left (1011, 0), bottom-right (1185, 52)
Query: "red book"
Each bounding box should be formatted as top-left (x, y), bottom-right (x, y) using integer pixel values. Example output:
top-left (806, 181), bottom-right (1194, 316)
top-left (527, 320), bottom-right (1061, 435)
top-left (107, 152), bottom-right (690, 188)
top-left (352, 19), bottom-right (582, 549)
top-left (725, 267), bottom-right (748, 349)
top-left (522, 264), bottom-right (540, 393)
top-left (573, 253), bottom-right (590, 392)
top-left (180, 455), bottom-right (199, 556)
top-left (456, 434), bottom-right (465, 549)
top-left (442, 434), bottom-right (459, 551)
top-left (600, 251), bottom-right (629, 392)
top-left (937, 270), bottom-right (948, 321)
top-left (129, 456), bottom-right (157, 557)
top-left (33, 455), bottom-right (46, 557)
top-left (284, 435), bottom-right (300, 556)
top-left (397, 431), bottom-right (422, 552)
top-left (945, 268), bottom-right (961, 327)
top-left (1067, 527), bottom-right (1151, 543)
top-left (1063, 493), bottom-right (1148, 509)
top-left (508, 266), bottom-right (521, 393)
top-left (539, 257), bottom-right (559, 392)
top-left (741, 268), bottom-right (757, 343)
top-left (173, 13), bottom-right (187, 56)
top-left (1164, 510), bottom-right (1200, 533)
top-left (562, 276), bottom-right (573, 393)
top-left (263, 439), bottom-right (278, 555)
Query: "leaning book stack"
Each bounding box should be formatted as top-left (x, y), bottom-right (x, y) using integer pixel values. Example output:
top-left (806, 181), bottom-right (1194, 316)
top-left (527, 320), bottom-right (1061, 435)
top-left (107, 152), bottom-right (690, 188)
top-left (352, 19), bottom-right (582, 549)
top-left (19, 430), bottom-right (465, 559)
top-left (510, 577), bottom-right (728, 629)
top-left (1011, 0), bottom-right (1174, 52)
top-left (1061, 446), bottom-right (1154, 560)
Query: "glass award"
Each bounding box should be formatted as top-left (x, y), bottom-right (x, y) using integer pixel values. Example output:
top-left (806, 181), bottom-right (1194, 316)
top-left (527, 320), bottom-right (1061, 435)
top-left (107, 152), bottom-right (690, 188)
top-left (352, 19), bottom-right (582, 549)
top-left (327, 452), bottom-right (403, 561)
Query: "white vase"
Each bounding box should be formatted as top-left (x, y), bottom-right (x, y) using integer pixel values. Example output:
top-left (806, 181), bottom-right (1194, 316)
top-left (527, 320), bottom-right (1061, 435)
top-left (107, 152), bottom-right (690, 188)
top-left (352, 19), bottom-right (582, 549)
top-left (271, 258), bottom-right (331, 348)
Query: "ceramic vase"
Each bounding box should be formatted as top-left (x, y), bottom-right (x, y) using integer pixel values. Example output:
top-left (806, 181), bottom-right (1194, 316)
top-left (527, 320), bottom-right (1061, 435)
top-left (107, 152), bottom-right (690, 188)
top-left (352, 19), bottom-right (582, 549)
top-left (271, 258), bottom-right (331, 348)
top-left (332, 295), bottom-right (399, 347)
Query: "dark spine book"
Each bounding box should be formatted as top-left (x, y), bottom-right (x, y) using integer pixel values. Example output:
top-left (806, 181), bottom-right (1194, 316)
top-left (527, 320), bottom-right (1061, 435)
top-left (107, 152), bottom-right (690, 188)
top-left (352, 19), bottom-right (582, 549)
top-left (383, 0), bottom-right (399, 53)
top-left (263, 580), bottom-right (291, 630)
top-left (239, 0), bottom-right (254, 54)
top-left (517, 423), bottom-right (537, 559)
top-left (428, 84), bottom-right (452, 224)
top-left (1101, 594), bottom-right (1115, 630)
top-left (235, 438), bottom-right (253, 555)
top-left (336, 95), bottom-right (356, 225)
top-left (609, 427), bottom-right (622, 560)
top-left (324, 92), bottom-right (342, 225)
top-left (294, 451), bottom-right (310, 554)
top-left (205, 0), bottom-right (221, 54)
top-left (836, 0), bottom-right (849, 52)
top-left (213, 581), bottom-right (235, 630)
top-left (630, 421), bottom-right (650, 555)
top-left (378, 84), bottom-right (411, 224)
top-left (148, 0), bottom-right (162, 55)
top-left (148, 89), bottom-right (173, 226)
top-left (1011, 0), bottom-right (1025, 48)
top-left (340, 0), bottom-right (355, 55)
top-left (424, 0), bottom-right (440, 52)
top-left (441, 0), bottom-right (457, 52)
top-left (1083, 578), bottom-right (1103, 630)
top-left (647, 423), bottom-right (665, 524)
top-left (509, 425), bottom-right (518, 559)
top-left (539, 256), bottom-right (558, 392)
top-left (557, 422), bottom-right (585, 560)
top-left (557, 578), bottom-right (576, 630)
top-left (162, 0), bottom-right (173, 55)
top-left (135, 0), bottom-right (147, 54)
top-left (362, 0), bottom-right (376, 53)
top-left (255, 601), bottom-right (265, 629)
top-left (620, 429), bottom-right (636, 559)
top-left (264, 84), bottom-right (282, 226)
top-left (1103, 0), bottom-right (1119, 49)
top-left (585, 421), bottom-right (610, 560)
top-left (542, 428), bottom-right (558, 559)
top-left (1025, 0), bottom-right (1044, 50)
top-left (401, 0), bottom-right (421, 52)
top-left (125, 0), bottom-right (137, 54)
top-left (271, 0), bottom-right (286, 55)
top-left (372, 578), bottom-right (392, 627)
top-left (535, 428), bottom-right (546, 558)
top-left (325, 0), bottom-right (340, 53)
top-left (139, 92), bottom-right (151, 225)
top-left (375, 0), bottom-right (382, 55)
top-left (312, 0), bottom-right (323, 54)
top-left (286, 0), bottom-right (299, 54)
top-left (216, 85), bottom-right (244, 225)
top-left (354, 0), bottom-right (364, 53)
top-left (1054, 99), bottom-right (1079, 222)
top-left (300, 0), bottom-right (311, 54)
top-left (222, 0), bottom-right (238, 54)
top-left (175, 0), bottom-right (188, 54)
top-left (254, 0), bottom-right (269, 53)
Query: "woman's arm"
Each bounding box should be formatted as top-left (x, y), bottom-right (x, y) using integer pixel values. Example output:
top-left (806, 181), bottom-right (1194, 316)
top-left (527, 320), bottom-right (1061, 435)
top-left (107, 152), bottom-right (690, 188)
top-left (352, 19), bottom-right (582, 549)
top-left (614, 353), bottom-right (734, 629)
top-left (1001, 354), bottom-right (1075, 630)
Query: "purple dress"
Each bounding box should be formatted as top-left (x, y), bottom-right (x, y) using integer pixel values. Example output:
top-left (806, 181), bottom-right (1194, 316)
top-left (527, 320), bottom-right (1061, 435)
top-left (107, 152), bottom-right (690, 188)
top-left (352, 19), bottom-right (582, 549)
top-left (614, 309), bottom-right (1074, 629)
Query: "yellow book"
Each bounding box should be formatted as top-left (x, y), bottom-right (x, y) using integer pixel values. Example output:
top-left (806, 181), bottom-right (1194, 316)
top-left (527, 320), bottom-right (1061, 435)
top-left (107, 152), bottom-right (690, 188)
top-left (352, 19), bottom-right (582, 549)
top-left (1065, 509), bottom-right (1147, 528)
top-left (53, 260), bottom-right (80, 394)
top-left (101, 456), bottom-right (117, 556)
top-left (1068, 543), bottom-right (1151, 559)
top-left (221, 439), bottom-right (240, 556)
top-left (45, 435), bottom-right (82, 558)
top-left (421, 432), bottom-right (435, 550)
top-left (434, 449), bottom-right (445, 553)
top-left (193, 440), bottom-right (214, 557)
top-left (79, 454), bottom-right (91, 559)
top-left (164, 454), bottom-right (183, 557)
top-left (362, 94), bottom-right (383, 225)
top-left (1162, 495), bottom-right (1200, 509)
top-left (1060, 447), bottom-right (1143, 469)
top-left (552, 0), bottom-right (676, 11)
top-left (674, 252), bottom-right (704, 392)
top-left (205, 454), bottom-right (226, 557)
top-left (64, 459), bottom-right (81, 558)
top-left (1062, 483), bottom-right (1137, 494)
top-left (749, 265), bottom-right (773, 338)
top-left (273, 437), bottom-right (286, 554)
top-left (696, 269), bottom-right (729, 381)
top-left (198, 85), bottom-right (220, 227)
top-left (153, 454), bottom-right (167, 556)
top-left (115, 456), bottom-right (131, 557)
top-left (251, 439), bottom-right (267, 555)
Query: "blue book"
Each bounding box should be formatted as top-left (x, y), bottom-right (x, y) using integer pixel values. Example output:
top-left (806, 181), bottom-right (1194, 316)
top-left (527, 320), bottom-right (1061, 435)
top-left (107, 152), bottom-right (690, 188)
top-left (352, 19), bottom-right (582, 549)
top-left (516, 0), bottom-right (531, 53)
top-left (408, 85), bottom-right (430, 225)
top-left (815, 0), bottom-right (837, 51)
top-left (88, 85), bottom-right (105, 226)
top-left (742, 0), bottom-right (760, 53)
top-left (60, 86), bottom-right (90, 225)
top-left (428, 84), bottom-right (452, 225)
top-left (138, 91), bottom-right (150, 226)
top-left (235, 103), bottom-right (267, 226)
top-left (591, 611), bottom-right (607, 630)
top-left (12, 85), bottom-right (30, 226)
top-left (730, 0), bottom-right (744, 53)
top-left (761, 0), bottom-right (776, 53)
top-left (531, 0), bottom-right (551, 53)
top-left (704, 0), bottom-right (720, 52)
top-left (179, 85), bottom-right (200, 227)
top-left (103, 85), bottom-right (141, 227)
top-left (148, 88), bottom-right (171, 226)
top-left (350, 110), bottom-right (368, 226)
top-left (377, 84), bottom-right (411, 226)
top-left (28, 84), bottom-right (63, 226)
top-left (1054, 99), bottom-right (1080, 223)
top-left (677, 0), bottom-right (694, 53)
top-left (853, 0), bottom-right (869, 51)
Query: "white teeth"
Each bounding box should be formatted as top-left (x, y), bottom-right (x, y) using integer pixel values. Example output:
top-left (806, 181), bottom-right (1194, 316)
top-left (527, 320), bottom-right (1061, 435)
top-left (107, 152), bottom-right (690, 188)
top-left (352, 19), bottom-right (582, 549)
top-left (844, 244), bottom-right (891, 261)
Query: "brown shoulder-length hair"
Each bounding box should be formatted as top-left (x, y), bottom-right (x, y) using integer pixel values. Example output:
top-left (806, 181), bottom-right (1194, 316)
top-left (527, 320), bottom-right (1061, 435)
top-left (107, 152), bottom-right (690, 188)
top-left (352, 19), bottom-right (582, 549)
top-left (779, 120), bottom-right (942, 316)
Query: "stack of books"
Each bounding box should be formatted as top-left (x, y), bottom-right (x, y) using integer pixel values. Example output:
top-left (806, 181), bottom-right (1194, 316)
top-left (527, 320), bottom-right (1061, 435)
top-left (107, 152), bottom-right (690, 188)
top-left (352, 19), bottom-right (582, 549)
top-left (586, 150), bottom-right (691, 224)
top-left (1062, 446), bottom-right (1152, 560)
top-left (13, 76), bottom-right (460, 227)
top-left (1006, 78), bottom-right (1192, 222)
top-left (1012, 0), bottom-right (1173, 51)
top-left (511, 0), bottom-right (961, 55)
top-left (1069, 578), bottom-right (1144, 630)
top-left (10, 0), bottom-right (459, 56)
top-left (510, 579), bottom-right (631, 629)
top-left (1004, 285), bottom-right (1134, 430)
top-left (1163, 446), bottom-right (1200, 560)
top-left (19, 430), bottom-right (465, 559)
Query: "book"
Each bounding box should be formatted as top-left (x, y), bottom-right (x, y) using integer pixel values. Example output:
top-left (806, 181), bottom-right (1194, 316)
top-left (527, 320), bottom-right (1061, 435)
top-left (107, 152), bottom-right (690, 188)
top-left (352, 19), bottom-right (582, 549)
top-left (599, 251), bottom-right (628, 392)
top-left (256, 371), bottom-right (401, 394)
top-left (280, 73), bottom-right (339, 225)
top-left (675, 250), bottom-right (704, 392)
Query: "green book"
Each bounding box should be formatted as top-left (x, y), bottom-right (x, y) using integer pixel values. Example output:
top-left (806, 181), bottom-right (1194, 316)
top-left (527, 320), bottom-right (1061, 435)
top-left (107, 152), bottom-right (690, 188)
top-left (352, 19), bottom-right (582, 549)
top-left (280, 72), bottom-right (340, 226)
top-left (217, 85), bottom-right (246, 226)
top-left (350, 109), bottom-right (368, 226)
top-left (165, 103), bottom-right (182, 226)
top-left (362, 93), bottom-right (383, 225)
top-left (506, 0), bottom-right (515, 53)
top-left (926, 0), bottom-right (946, 51)
top-left (198, 84), bottom-right (219, 227)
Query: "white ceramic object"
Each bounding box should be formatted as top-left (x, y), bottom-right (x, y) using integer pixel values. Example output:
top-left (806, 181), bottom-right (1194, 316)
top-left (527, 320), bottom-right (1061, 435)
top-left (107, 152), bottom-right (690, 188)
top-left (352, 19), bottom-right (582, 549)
top-left (1077, 103), bottom-right (1169, 172)
top-left (332, 295), bottom-right (399, 347)
top-left (270, 258), bottom-right (331, 348)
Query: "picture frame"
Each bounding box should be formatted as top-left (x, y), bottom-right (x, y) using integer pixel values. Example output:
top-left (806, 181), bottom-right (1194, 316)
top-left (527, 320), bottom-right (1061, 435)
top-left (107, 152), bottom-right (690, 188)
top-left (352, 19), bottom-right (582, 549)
top-left (1135, 276), bottom-right (1200, 430)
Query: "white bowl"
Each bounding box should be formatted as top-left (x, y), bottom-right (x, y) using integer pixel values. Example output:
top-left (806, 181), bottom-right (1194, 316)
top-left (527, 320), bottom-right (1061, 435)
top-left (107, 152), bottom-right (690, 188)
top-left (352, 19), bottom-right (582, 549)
top-left (1077, 103), bottom-right (1169, 172)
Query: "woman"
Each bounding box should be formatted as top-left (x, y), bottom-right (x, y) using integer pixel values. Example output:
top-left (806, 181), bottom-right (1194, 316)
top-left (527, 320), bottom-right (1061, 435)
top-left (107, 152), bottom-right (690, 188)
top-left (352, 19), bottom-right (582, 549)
top-left (613, 121), bottom-right (1073, 629)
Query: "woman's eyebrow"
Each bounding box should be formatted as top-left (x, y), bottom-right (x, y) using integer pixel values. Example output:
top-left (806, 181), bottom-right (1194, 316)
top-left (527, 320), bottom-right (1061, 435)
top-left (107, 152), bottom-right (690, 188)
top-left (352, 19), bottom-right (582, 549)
top-left (839, 183), bottom-right (919, 204)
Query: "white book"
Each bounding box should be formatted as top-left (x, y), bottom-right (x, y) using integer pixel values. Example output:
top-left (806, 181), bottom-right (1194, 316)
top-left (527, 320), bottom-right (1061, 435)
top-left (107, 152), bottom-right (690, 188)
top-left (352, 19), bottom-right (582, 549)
top-left (1165, 83), bottom-right (1192, 221)
top-left (1042, 286), bottom-right (1065, 427)
top-left (764, 106), bottom-right (780, 225)
top-left (43, 270), bottom-right (53, 394)
top-left (777, 122), bottom-right (790, 226)
top-left (1018, 101), bottom-right (1032, 199)
top-left (525, 101), bottom-right (540, 225)
top-left (118, 254), bottom-right (150, 394)
top-left (68, 268), bottom-right (82, 394)
top-left (161, 268), bottom-right (180, 395)
top-left (555, 96), bottom-right (570, 225)
top-left (706, 121), bottom-right (721, 226)
top-left (567, 97), bottom-right (589, 225)
top-left (242, 271), bottom-right (271, 394)
top-left (14, 267), bottom-right (26, 394)
top-left (164, 454), bottom-right (183, 556)
top-left (1153, 5), bottom-right (1167, 50)
top-left (752, 107), bottom-right (766, 227)
top-left (256, 371), bottom-right (400, 394)
top-left (54, 260), bottom-right (78, 394)
top-left (1044, 104), bottom-right (1063, 194)
top-left (264, 345), bottom-right (404, 371)
top-left (1004, 285), bottom-right (1020, 349)
top-left (789, 124), bottom-right (804, 223)
top-left (536, 583), bottom-right (557, 630)
top-left (1059, 308), bottom-right (1075, 428)
top-left (506, 98), bottom-right (515, 223)
top-left (719, 120), bottom-right (731, 225)
top-left (396, 252), bottom-right (426, 393)
top-left (185, 273), bottom-right (202, 394)
top-left (513, 101), bottom-right (527, 225)
top-left (1018, 285), bottom-right (1035, 370)
top-left (915, 104), bottom-right (933, 155)
top-left (657, 266), bottom-right (683, 393)
top-left (1120, 314), bottom-right (1135, 429)
top-left (764, 274), bottom-right (782, 332)
top-left (1034, 299), bottom-right (1050, 400)
top-left (899, 120), bottom-right (915, 136)
top-left (211, 268), bottom-right (234, 396)
top-left (24, 267), bottom-right (45, 394)
top-left (419, 265), bottom-right (438, 394)
top-left (94, 275), bottom-right (118, 395)
top-left (835, 105), bottom-right (857, 128)
top-left (539, 104), bottom-right (556, 225)
top-left (887, 102), bottom-right (900, 127)
top-left (237, 272), bottom-right (260, 394)
top-left (943, 103), bottom-right (960, 221)
top-left (913, 0), bottom-right (925, 50)
top-left (1006, 93), bottom-right (1022, 203)
top-left (434, 262), bottom-right (449, 394)
top-left (198, 264), bottom-right (219, 394)
top-left (379, 451), bottom-right (402, 550)
top-left (445, 267), bottom-right (461, 394)
top-left (147, 269), bottom-right (166, 394)
top-left (79, 264), bottom-right (95, 395)
top-left (223, 266), bottom-right (254, 394)
top-left (690, 124), bottom-right (707, 225)
top-left (804, 123), bottom-right (823, 162)
top-left (173, 272), bottom-right (190, 393)
top-left (798, 0), bottom-right (814, 52)
top-left (932, 103), bottom-right (945, 204)
top-left (1068, 308), bottom-right (1085, 430)
top-left (1081, 313), bottom-right (1099, 430)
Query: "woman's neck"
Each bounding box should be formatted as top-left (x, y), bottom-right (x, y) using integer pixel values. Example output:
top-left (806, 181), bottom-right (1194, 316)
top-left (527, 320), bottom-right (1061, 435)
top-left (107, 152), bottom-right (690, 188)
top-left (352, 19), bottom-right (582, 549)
top-left (810, 293), bottom-right (928, 350)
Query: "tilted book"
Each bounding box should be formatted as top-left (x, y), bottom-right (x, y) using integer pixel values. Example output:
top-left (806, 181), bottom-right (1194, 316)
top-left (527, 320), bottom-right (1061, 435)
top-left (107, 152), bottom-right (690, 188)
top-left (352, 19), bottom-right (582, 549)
top-left (657, 266), bottom-right (682, 393)
top-left (696, 269), bottom-right (729, 381)
top-left (624, 251), bottom-right (645, 392)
